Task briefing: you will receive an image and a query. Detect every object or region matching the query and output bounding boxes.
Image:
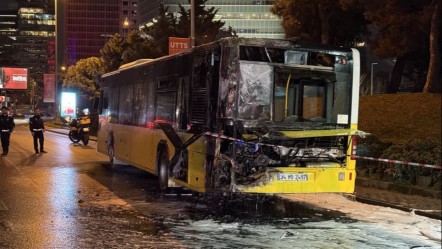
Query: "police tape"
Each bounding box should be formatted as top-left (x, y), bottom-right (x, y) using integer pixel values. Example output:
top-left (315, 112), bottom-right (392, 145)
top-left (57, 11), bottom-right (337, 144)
top-left (352, 155), bottom-right (442, 170)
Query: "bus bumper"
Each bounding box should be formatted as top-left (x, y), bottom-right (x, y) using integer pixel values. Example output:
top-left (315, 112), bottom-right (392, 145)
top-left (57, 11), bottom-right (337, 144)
top-left (232, 167), bottom-right (356, 194)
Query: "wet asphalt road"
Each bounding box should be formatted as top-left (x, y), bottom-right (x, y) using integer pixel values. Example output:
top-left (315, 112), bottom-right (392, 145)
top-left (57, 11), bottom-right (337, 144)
top-left (0, 124), bottom-right (440, 249)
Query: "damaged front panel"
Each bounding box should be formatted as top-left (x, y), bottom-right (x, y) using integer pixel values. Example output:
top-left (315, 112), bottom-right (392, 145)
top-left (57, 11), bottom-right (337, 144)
top-left (211, 38), bottom-right (356, 192)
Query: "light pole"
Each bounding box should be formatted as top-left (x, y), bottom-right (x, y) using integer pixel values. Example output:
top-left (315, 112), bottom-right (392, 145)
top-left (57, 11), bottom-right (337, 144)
top-left (370, 62), bottom-right (378, 95)
top-left (55, 0), bottom-right (67, 117)
top-left (190, 0), bottom-right (195, 48)
top-left (55, 0), bottom-right (61, 117)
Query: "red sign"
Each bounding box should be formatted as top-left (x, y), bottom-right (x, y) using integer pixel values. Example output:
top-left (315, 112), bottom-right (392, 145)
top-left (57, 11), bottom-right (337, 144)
top-left (0, 67), bottom-right (28, 89)
top-left (43, 74), bottom-right (55, 103)
top-left (0, 96), bottom-right (5, 102)
top-left (169, 37), bottom-right (190, 55)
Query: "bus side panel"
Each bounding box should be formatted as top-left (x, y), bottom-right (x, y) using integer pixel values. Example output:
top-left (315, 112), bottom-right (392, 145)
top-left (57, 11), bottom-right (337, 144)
top-left (130, 126), bottom-right (155, 172)
top-left (186, 137), bottom-right (208, 190)
top-left (112, 124), bottom-right (132, 162)
top-left (97, 118), bottom-right (110, 155)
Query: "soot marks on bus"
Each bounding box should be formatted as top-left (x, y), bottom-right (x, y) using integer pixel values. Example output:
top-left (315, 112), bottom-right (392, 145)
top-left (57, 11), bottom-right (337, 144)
top-left (211, 125), bottom-right (349, 191)
top-left (210, 43), bottom-right (351, 191)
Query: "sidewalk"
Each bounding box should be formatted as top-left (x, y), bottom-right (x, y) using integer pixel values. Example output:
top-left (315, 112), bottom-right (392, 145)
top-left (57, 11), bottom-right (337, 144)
top-left (354, 184), bottom-right (441, 220)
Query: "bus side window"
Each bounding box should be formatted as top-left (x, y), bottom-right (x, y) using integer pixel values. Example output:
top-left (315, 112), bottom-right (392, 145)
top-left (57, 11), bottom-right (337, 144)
top-left (177, 78), bottom-right (189, 131)
top-left (155, 92), bottom-right (176, 123)
top-left (98, 90), bottom-right (108, 115)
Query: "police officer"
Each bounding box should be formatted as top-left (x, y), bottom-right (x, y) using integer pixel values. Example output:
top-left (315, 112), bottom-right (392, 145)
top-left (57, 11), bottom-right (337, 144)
top-left (0, 106), bottom-right (15, 156)
top-left (29, 107), bottom-right (47, 154)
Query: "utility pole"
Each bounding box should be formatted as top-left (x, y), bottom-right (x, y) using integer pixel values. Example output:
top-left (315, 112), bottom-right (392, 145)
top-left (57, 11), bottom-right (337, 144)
top-left (55, 0), bottom-right (59, 116)
top-left (190, 0), bottom-right (195, 48)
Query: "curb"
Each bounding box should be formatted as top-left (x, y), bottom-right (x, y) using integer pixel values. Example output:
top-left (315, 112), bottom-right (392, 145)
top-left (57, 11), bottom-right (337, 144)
top-left (356, 177), bottom-right (441, 199)
top-left (345, 194), bottom-right (441, 220)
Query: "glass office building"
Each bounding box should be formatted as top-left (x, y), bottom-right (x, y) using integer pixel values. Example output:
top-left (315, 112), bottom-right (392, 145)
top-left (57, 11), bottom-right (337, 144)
top-left (139, 0), bottom-right (284, 39)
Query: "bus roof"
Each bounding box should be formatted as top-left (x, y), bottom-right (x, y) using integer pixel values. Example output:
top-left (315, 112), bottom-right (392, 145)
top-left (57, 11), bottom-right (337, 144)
top-left (101, 37), bottom-right (353, 79)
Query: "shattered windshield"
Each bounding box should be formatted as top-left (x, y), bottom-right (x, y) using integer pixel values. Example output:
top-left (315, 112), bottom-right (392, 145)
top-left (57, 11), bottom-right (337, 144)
top-left (238, 50), bottom-right (352, 130)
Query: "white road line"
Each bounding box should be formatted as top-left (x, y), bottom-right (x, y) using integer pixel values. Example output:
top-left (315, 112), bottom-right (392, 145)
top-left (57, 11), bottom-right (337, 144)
top-left (3, 156), bottom-right (23, 174)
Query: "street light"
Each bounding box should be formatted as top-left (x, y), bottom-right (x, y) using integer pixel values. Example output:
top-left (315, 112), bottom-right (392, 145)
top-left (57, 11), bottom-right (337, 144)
top-left (370, 62), bottom-right (378, 95)
top-left (123, 17), bottom-right (129, 38)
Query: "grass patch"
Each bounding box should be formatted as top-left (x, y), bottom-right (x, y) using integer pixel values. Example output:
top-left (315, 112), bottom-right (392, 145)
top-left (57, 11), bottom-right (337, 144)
top-left (358, 93), bottom-right (441, 144)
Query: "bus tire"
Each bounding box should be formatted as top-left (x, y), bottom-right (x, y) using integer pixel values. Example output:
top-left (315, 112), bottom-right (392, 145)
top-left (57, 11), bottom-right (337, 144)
top-left (158, 149), bottom-right (170, 192)
top-left (108, 144), bottom-right (116, 169)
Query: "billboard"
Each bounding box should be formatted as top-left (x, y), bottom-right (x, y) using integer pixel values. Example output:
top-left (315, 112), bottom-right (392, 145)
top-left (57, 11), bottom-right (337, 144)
top-left (43, 74), bottom-right (55, 103)
top-left (0, 67), bottom-right (28, 89)
top-left (169, 37), bottom-right (190, 55)
top-left (60, 92), bottom-right (76, 118)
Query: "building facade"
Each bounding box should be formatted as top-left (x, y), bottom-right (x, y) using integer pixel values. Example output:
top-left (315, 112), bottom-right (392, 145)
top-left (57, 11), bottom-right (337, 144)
top-left (15, 0), bottom-right (55, 75)
top-left (121, 0), bottom-right (139, 37)
top-left (62, 0), bottom-right (120, 66)
top-left (138, 0), bottom-right (284, 39)
top-left (0, 0), bottom-right (55, 108)
top-left (0, 0), bottom-right (18, 36)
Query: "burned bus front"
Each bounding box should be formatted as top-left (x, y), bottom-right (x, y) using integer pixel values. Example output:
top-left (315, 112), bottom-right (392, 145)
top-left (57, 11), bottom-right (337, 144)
top-left (211, 41), bottom-right (360, 193)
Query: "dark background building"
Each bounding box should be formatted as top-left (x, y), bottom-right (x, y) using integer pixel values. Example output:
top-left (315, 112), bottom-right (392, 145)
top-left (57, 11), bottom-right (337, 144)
top-left (61, 0), bottom-right (120, 66)
top-left (138, 0), bottom-right (284, 39)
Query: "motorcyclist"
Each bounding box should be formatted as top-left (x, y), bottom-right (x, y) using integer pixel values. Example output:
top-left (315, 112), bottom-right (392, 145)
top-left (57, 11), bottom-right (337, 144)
top-left (0, 106), bottom-right (15, 156)
top-left (68, 108), bottom-right (91, 144)
top-left (79, 108), bottom-right (90, 122)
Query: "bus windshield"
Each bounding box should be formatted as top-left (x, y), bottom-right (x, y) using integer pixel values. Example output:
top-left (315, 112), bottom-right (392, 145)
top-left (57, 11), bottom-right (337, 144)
top-left (237, 51), bottom-right (352, 130)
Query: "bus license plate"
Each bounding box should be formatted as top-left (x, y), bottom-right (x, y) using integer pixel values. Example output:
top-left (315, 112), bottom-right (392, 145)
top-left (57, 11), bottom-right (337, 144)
top-left (277, 173), bottom-right (308, 181)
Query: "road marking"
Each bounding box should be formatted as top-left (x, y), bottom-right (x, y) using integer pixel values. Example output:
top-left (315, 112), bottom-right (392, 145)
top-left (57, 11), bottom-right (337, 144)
top-left (4, 157), bottom-right (22, 174)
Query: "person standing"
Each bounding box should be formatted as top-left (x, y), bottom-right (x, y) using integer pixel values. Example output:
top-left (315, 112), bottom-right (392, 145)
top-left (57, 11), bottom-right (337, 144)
top-left (0, 106), bottom-right (15, 156)
top-left (29, 107), bottom-right (47, 154)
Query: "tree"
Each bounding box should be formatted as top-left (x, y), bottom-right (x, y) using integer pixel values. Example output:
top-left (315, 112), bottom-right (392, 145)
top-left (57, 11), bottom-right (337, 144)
top-left (363, 0), bottom-right (433, 93)
top-left (100, 33), bottom-right (124, 72)
top-left (176, 0), bottom-right (233, 46)
top-left (27, 78), bottom-right (41, 109)
top-left (63, 57), bottom-right (105, 106)
top-left (121, 30), bottom-right (163, 64)
top-left (142, 0), bottom-right (235, 55)
top-left (423, 0), bottom-right (441, 93)
top-left (271, 0), bottom-right (367, 46)
top-left (142, 3), bottom-right (178, 55)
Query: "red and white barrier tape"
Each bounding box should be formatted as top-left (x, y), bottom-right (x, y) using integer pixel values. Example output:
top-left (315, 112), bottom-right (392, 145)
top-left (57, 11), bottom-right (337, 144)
top-left (352, 155), bottom-right (442, 170)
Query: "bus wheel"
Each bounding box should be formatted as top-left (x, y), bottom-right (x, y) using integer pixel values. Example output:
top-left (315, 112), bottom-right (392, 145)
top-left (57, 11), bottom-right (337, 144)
top-left (158, 150), bottom-right (170, 192)
top-left (108, 145), bottom-right (116, 169)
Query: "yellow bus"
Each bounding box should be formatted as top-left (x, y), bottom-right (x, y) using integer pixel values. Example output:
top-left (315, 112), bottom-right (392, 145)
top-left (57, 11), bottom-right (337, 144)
top-left (97, 37), bottom-right (361, 194)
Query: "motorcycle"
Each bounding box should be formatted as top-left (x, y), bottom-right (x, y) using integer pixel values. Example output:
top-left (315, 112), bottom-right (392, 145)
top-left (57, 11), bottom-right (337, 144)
top-left (68, 116), bottom-right (91, 145)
